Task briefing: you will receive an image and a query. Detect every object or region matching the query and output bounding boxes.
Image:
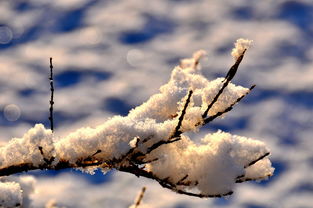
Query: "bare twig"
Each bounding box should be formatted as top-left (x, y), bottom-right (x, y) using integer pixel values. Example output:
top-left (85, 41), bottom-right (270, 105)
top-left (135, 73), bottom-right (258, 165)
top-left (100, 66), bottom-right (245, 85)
top-left (83, 150), bottom-right (102, 162)
top-left (171, 90), bottom-right (193, 138)
top-left (202, 50), bottom-right (246, 119)
top-left (131, 187), bottom-right (146, 208)
top-left (38, 146), bottom-right (55, 165)
top-left (49, 57), bottom-right (54, 132)
top-left (143, 90), bottom-right (193, 155)
top-left (236, 174), bottom-right (273, 183)
top-left (244, 152), bottom-right (270, 168)
top-left (145, 137), bottom-right (180, 155)
top-left (203, 85), bottom-right (255, 125)
top-left (176, 175), bottom-right (189, 185)
top-left (235, 152), bottom-right (271, 183)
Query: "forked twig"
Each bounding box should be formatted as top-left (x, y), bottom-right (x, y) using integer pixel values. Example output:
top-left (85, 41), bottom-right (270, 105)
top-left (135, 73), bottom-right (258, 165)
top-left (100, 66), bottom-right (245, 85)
top-left (203, 85), bottom-right (255, 125)
top-left (235, 152), bottom-right (271, 183)
top-left (202, 50), bottom-right (246, 119)
top-left (144, 90), bottom-right (193, 155)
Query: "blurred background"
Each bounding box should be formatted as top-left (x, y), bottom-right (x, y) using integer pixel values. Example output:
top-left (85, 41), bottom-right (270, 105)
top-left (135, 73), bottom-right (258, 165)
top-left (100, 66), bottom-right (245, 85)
top-left (0, 0), bottom-right (312, 207)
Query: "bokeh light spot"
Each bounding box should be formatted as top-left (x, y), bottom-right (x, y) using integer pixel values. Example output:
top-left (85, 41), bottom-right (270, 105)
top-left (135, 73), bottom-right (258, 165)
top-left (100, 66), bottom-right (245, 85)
top-left (3, 104), bottom-right (21, 122)
top-left (0, 26), bottom-right (13, 44)
top-left (126, 49), bottom-right (145, 67)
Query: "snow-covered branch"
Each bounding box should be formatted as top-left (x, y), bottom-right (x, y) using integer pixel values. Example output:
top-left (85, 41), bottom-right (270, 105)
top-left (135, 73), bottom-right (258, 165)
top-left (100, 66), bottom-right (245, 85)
top-left (0, 39), bottom-right (274, 206)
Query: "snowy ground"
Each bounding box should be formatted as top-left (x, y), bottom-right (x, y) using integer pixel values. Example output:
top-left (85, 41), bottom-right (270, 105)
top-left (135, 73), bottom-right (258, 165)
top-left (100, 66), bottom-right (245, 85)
top-left (0, 0), bottom-right (313, 207)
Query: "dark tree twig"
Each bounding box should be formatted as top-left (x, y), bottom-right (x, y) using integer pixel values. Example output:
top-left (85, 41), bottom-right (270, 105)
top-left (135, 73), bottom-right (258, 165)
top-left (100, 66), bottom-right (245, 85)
top-left (49, 57), bottom-right (55, 132)
top-left (176, 174), bottom-right (189, 185)
top-left (235, 152), bottom-right (271, 183)
top-left (144, 90), bottom-right (193, 155)
top-left (236, 174), bottom-right (273, 183)
top-left (202, 50), bottom-right (246, 119)
top-left (202, 85), bottom-right (255, 125)
top-left (132, 187), bottom-right (146, 208)
top-left (244, 152), bottom-right (270, 168)
top-left (171, 90), bottom-right (193, 138)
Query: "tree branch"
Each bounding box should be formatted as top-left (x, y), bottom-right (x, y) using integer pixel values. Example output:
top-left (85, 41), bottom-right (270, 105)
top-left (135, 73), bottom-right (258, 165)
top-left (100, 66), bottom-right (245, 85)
top-left (130, 187), bottom-right (146, 208)
top-left (49, 57), bottom-right (54, 132)
top-left (0, 44), bottom-right (273, 199)
top-left (202, 50), bottom-right (246, 119)
top-left (118, 165), bottom-right (233, 198)
top-left (144, 90), bottom-right (193, 155)
top-left (171, 90), bottom-right (193, 138)
top-left (202, 85), bottom-right (255, 125)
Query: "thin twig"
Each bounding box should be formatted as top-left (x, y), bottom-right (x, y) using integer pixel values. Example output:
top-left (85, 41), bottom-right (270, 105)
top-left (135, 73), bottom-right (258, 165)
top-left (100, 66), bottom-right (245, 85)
top-left (145, 137), bottom-right (181, 155)
top-left (176, 174), bottom-right (189, 185)
top-left (236, 174), bottom-right (273, 183)
top-left (244, 152), bottom-right (270, 168)
top-left (49, 57), bottom-right (54, 132)
top-left (235, 152), bottom-right (271, 183)
top-left (133, 187), bottom-right (146, 208)
top-left (38, 146), bottom-right (55, 165)
top-left (202, 50), bottom-right (246, 119)
top-left (171, 90), bottom-right (193, 138)
top-left (144, 90), bottom-right (193, 155)
top-left (202, 85), bottom-right (255, 125)
top-left (83, 150), bottom-right (102, 162)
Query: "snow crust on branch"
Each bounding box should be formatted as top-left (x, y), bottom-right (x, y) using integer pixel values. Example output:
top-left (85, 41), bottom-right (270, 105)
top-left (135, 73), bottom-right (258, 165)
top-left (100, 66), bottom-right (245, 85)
top-left (0, 38), bottom-right (273, 204)
top-left (231, 38), bottom-right (253, 60)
